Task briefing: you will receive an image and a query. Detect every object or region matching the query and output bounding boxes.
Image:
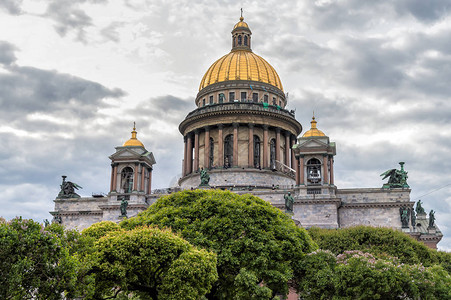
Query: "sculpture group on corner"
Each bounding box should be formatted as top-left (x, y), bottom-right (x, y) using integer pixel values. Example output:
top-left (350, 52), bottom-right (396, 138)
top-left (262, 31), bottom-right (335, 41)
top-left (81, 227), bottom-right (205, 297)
top-left (57, 175), bottom-right (82, 198)
top-left (380, 162), bottom-right (409, 189)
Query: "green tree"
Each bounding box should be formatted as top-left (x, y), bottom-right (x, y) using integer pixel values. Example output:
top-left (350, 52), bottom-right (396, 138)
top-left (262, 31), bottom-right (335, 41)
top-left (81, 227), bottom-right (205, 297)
top-left (298, 250), bottom-right (451, 300)
top-left (121, 189), bottom-right (317, 299)
top-left (0, 217), bottom-right (80, 299)
top-left (308, 226), bottom-right (439, 266)
top-left (89, 226), bottom-right (218, 300)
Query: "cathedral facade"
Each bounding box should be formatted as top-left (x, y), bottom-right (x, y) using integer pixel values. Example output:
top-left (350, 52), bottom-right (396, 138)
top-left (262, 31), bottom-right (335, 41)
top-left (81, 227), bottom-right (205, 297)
top-left (51, 16), bottom-right (442, 249)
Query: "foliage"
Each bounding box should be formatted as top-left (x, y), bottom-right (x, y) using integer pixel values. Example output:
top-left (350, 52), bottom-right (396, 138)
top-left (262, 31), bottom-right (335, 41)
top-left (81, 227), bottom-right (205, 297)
top-left (308, 226), bottom-right (439, 266)
top-left (82, 220), bottom-right (122, 240)
top-left (298, 249), bottom-right (451, 300)
top-left (121, 189), bottom-right (317, 299)
top-left (89, 226), bottom-right (218, 300)
top-left (0, 217), bottom-right (80, 299)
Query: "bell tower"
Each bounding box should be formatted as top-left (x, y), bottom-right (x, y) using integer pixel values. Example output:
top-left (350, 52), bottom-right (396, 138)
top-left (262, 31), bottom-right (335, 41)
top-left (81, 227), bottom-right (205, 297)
top-left (293, 115), bottom-right (336, 195)
top-left (108, 124), bottom-right (156, 203)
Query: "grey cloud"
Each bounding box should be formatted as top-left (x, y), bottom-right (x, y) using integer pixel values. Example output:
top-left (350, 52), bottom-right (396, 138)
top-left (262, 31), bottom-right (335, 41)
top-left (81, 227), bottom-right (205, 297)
top-left (395, 0), bottom-right (451, 22)
top-left (0, 0), bottom-right (23, 15)
top-left (0, 64), bottom-right (124, 121)
top-left (0, 41), bottom-right (17, 66)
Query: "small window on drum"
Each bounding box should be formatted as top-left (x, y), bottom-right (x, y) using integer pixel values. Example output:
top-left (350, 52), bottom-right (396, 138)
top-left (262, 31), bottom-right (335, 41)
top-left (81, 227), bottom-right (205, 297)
top-left (252, 93), bottom-right (258, 103)
top-left (244, 35), bottom-right (248, 46)
top-left (229, 92), bottom-right (235, 102)
top-left (264, 95), bottom-right (268, 103)
top-left (241, 92), bottom-right (247, 101)
top-left (209, 95), bottom-right (213, 104)
top-left (219, 93), bottom-right (225, 103)
top-left (238, 35), bottom-right (242, 45)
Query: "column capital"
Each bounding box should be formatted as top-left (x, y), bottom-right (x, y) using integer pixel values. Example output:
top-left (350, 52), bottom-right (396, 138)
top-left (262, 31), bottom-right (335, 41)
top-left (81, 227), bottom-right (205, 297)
top-left (275, 127), bottom-right (281, 133)
top-left (263, 124), bottom-right (269, 130)
top-left (232, 122), bottom-right (239, 128)
top-left (248, 123), bottom-right (254, 129)
top-left (111, 163), bottom-right (118, 167)
top-left (204, 125), bottom-right (210, 131)
top-left (194, 129), bottom-right (200, 134)
top-left (218, 124), bottom-right (224, 129)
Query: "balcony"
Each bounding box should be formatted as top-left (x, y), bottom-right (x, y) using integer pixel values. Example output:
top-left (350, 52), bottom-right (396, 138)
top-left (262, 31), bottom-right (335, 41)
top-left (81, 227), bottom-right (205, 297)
top-left (185, 101), bottom-right (296, 119)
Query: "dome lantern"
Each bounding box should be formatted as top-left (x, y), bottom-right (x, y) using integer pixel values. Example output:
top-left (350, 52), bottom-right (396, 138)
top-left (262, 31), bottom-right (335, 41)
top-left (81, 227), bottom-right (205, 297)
top-left (302, 115), bottom-right (326, 137)
top-left (231, 12), bottom-right (252, 51)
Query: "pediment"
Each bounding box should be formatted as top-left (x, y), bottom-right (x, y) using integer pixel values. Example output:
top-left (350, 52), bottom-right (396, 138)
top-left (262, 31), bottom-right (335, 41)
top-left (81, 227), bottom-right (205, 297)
top-left (298, 139), bottom-right (328, 148)
top-left (109, 148), bottom-right (142, 159)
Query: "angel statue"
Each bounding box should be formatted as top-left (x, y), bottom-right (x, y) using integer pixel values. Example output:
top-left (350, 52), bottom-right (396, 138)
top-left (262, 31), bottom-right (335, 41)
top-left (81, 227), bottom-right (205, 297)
top-left (380, 162), bottom-right (409, 189)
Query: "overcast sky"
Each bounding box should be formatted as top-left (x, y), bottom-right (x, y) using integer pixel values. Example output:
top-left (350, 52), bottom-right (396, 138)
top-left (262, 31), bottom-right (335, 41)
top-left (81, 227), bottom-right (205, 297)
top-left (0, 0), bottom-right (450, 250)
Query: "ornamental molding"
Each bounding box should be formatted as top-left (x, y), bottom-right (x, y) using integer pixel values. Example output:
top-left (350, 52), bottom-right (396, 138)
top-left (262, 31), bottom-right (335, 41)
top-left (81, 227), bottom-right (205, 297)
top-left (340, 201), bottom-right (415, 209)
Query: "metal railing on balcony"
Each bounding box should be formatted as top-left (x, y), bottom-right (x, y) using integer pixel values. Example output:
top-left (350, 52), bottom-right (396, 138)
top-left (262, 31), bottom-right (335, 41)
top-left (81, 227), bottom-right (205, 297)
top-left (185, 102), bottom-right (296, 119)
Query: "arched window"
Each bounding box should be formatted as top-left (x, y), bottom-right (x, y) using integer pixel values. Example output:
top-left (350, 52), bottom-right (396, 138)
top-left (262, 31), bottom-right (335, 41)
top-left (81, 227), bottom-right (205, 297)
top-left (233, 37), bottom-right (236, 47)
top-left (270, 139), bottom-right (276, 170)
top-left (238, 35), bottom-right (242, 46)
top-left (224, 134), bottom-right (233, 168)
top-left (253, 135), bottom-right (261, 168)
top-left (121, 167), bottom-right (134, 193)
top-left (219, 93), bottom-right (225, 103)
top-left (244, 35), bottom-right (248, 46)
top-left (209, 137), bottom-right (214, 168)
top-left (307, 158), bottom-right (322, 185)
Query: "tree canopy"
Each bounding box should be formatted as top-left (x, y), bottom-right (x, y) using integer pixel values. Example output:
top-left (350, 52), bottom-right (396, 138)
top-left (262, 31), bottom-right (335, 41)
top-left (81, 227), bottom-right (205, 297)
top-left (86, 225), bottom-right (218, 300)
top-left (121, 189), bottom-right (317, 299)
top-left (0, 217), bottom-right (80, 299)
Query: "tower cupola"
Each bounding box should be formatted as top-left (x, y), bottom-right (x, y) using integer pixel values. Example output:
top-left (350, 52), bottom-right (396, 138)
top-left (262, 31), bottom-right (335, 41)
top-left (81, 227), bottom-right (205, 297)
top-left (232, 13), bottom-right (252, 51)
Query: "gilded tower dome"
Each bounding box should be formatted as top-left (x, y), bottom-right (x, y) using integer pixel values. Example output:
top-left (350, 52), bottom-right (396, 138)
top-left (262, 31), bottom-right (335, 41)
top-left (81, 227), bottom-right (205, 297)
top-left (123, 123), bottom-right (145, 147)
top-left (302, 116), bottom-right (326, 137)
top-left (198, 16), bottom-right (283, 92)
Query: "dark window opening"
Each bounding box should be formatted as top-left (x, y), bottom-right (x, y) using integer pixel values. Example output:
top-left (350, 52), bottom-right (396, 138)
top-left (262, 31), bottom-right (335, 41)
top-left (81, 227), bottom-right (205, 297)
top-left (252, 93), bottom-right (258, 103)
top-left (224, 134), bottom-right (233, 168)
top-left (209, 95), bottom-right (213, 104)
top-left (270, 139), bottom-right (276, 170)
top-left (241, 92), bottom-right (247, 101)
top-left (238, 35), bottom-right (242, 45)
top-left (253, 135), bottom-right (261, 168)
top-left (209, 137), bottom-right (214, 168)
top-left (121, 167), bottom-right (134, 193)
top-left (264, 95), bottom-right (268, 103)
top-left (244, 35), bottom-right (248, 46)
top-left (229, 92), bottom-right (235, 102)
top-left (272, 97), bottom-right (276, 105)
top-left (307, 158), bottom-right (322, 185)
top-left (202, 99), bottom-right (205, 106)
top-left (219, 93), bottom-right (225, 103)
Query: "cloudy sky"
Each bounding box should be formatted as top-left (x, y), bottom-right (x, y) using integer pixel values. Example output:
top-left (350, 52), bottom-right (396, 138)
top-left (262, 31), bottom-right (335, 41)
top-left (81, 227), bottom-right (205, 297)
top-left (1, 0), bottom-right (450, 250)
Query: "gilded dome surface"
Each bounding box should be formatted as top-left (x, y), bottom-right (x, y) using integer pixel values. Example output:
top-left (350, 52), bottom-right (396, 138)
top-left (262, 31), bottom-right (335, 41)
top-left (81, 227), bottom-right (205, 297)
top-left (303, 116), bottom-right (326, 137)
top-left (199, 50), bottom-right (284, 91)
top-left (123, 125), bottom-right (144, 147)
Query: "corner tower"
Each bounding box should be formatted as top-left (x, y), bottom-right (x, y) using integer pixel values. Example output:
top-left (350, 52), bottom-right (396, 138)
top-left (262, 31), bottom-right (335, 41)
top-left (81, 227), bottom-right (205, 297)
top-left (179, 16), bottom-right (302, 188)
top-left (109, 124), bottom-right (156, 202)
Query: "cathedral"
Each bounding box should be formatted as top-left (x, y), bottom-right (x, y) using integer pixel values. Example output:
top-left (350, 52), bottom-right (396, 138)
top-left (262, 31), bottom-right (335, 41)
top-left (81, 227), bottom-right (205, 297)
top-left (51, 16), bottom-right (443, 249)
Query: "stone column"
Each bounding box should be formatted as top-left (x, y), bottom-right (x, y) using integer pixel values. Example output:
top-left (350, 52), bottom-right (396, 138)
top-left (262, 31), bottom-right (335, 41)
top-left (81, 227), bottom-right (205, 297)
top-left (248, 123), bottom-right (254, 167)
top-left (133, 163), bottom-right (139, 191)
top-left (194, 130), bottom-right (200, 172)
top-left (291, 135), bottom-right (296, 170)
top-left (285, 132), bottom-right (290, 166)
top-left (187, 133), bottom-right (193, 174)
top-left (295, 157), bottom-right (300, 185)
top-left (183, 136), bottom-right (188, 176)
top-left (233, 123), bottom-right (238, 166)
top-left (275, 128), bottom-right (281, 163)
top-left (322, 155), bottom-right (329, 185)
top-left (218, 124), bottom-right (224, 167)
top-left (147, 168), bottom-right (152, 194)
top-left (329, 156), bottom-right (334, 185)
top-left (263, 125), bottom-right (269, 168)
top-left (110, 163), bottom-right (118, 192)
top-left (140, 163), bottom-right (145, 192)
top-left (300, 155), bottom-right (305, 185)
top-left (204, 126), bottom-right (210, 168)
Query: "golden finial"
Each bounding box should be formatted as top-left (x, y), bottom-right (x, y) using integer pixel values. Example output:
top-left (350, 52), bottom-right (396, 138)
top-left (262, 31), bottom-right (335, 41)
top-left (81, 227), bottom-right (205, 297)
top-left (240, 8), bottom-right (244, 21)
top-left (123, 122), bottom-right (144, 147)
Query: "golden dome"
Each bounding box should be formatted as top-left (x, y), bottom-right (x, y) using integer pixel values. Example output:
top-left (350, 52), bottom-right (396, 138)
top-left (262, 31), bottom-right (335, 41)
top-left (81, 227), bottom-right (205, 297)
top-left (233, 16), bottom-right (249, 29)
top-left (123, 123), bottom-right (144, 147)
top-left (199, 50), bottom-right (283, 91)
top-left (303, 116), bottom-right (326, 137)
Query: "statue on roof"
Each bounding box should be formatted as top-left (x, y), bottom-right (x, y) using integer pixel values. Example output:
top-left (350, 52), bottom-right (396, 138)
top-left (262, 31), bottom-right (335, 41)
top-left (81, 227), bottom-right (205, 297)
top-left (415, 200), bottom-right (425, 215)
top-left (428, 210), bottom-right (436, 229)
top-left (380, 162), bottom-right (409, 189)
top-left (399, 206), bottom-right (410, 228)
top-left (284, 192), bottom-right (294, 214)
top-left (411, 208), bottom-right (416, 227)
top-left (57, 176), bottom-right (82, 198)
top-left (199, 168), bottom-right (210, 186)
top-left (120, 198), bottom-right (128, 218)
